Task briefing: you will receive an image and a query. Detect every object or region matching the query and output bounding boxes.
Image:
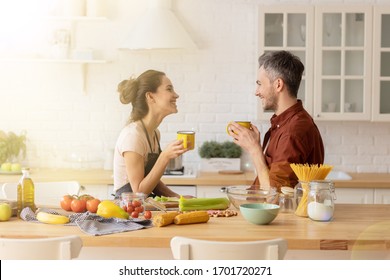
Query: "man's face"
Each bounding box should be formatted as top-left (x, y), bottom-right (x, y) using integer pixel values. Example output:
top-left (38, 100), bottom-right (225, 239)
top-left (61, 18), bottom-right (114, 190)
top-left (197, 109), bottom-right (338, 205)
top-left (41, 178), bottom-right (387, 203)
top-left (255, 67), bottom-right (278, 112)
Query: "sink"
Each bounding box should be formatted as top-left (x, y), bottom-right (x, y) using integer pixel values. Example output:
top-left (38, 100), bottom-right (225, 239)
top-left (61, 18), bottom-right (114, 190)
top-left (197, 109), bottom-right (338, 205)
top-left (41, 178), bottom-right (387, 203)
top-left (325, 170), bottom-right (352, 180)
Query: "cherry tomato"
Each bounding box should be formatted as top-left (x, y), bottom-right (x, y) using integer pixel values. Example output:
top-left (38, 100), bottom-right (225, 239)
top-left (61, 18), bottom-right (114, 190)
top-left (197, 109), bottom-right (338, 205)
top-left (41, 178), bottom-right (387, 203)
top-left (122, 205), bottom-right (127, 212)
top-left (131, 211), bottom-right (139, 218)
top-left (60, 195), bottom-right (74, 211)
top-left (126, 205), bottom-right (134, 214)
top-left (71, 198), bottom-right (87, 213)
top-left (86, 198), bottom-right (101, 213)
top-left (135, 206), bottom-right (144, 213)
top-left (144, 210), bottom-right (152, 220)
top-left (132, 200), bottom-right (142, 208)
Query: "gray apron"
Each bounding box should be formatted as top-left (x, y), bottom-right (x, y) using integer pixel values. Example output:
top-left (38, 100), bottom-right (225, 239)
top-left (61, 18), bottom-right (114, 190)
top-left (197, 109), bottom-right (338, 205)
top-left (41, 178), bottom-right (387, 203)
top-left (115, 120), bottom-right (161, 199)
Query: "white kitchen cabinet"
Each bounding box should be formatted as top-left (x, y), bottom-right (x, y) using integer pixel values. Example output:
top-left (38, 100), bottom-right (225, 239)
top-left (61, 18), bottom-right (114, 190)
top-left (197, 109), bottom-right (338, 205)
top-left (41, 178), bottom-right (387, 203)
top-left (257, 6), bottom-right (314, 120)
top-left (314, 6), bottom-right (372, 121)
top-left (169, 185), bottom-right (197, 197)
top-left (80, 184), bottom-right (113, 200)
top-left (334, 188), bottom-right (374, 204)
top-left (372, 7), bottom-right (390, 121)
top-left (258, 5), bottom-right (389, 123)
top-left (374, 189), bottom-right (390, 204)
top-left (197, 186), bottom-right (227, 198)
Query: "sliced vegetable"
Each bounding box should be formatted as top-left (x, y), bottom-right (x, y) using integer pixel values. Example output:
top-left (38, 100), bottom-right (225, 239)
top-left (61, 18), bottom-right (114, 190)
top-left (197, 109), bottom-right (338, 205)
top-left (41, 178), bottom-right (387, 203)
top-left (154, 196), bottom-right (178, 202)
top-left (179, 197), bottom-right (230, 211)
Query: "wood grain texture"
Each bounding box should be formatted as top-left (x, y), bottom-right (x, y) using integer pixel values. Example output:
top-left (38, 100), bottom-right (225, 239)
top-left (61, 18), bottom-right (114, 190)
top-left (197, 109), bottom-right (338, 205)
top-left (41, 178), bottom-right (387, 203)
top-left (1, 169), bottom-right (389, 188)
top-left (1, 204), bottom-right (389, 251)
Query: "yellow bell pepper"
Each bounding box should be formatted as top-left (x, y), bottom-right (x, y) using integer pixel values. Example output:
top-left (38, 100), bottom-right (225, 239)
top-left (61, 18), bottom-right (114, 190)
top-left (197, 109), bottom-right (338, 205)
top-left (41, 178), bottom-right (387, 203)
top-left (96, 200), bottom-right (129, 219)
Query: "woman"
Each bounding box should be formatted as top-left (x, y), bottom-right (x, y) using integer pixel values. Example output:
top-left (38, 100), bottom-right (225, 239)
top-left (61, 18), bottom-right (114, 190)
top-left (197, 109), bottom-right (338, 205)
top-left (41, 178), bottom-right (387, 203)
top-left (113, 70), bottom-right (188, 199)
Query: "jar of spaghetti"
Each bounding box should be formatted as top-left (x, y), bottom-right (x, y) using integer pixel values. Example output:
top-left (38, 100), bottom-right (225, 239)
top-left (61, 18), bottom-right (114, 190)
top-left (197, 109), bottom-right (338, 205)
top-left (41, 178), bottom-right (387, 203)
top-left (294, 181), bottom-right (309, 217)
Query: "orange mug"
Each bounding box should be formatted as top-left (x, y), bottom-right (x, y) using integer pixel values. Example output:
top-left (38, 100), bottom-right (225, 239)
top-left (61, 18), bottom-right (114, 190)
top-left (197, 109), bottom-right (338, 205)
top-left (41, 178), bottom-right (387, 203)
top-left (226, 121), bottom-right (251, 134)
top-left (177, 131), bottom-right (195, 150)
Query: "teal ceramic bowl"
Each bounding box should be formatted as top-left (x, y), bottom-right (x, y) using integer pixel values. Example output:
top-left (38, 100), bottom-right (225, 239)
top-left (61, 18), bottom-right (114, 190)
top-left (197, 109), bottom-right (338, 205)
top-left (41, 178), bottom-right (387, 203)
top-left (239, 203), bottom-right (280, 225)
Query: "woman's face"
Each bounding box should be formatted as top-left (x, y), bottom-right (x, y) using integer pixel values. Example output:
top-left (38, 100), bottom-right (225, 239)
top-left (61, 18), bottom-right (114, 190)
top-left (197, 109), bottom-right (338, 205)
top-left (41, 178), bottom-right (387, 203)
top-left (152, 75), bottom-right (179, 116)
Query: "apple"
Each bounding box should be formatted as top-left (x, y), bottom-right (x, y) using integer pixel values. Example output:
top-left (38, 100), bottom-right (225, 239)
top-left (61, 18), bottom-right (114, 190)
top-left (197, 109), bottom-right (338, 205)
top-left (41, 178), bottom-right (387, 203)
top-left (0, 203), bottom-right (12, 221)
top-left (1, 162), bottom-right (12, 172)
top-left (11, 163), bottom-right (22, 172)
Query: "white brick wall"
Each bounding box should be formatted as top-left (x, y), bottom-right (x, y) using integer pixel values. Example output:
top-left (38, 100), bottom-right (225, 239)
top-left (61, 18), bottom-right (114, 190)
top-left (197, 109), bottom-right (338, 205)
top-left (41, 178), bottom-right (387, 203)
top-left (0, 0), bottom-right (389, 173)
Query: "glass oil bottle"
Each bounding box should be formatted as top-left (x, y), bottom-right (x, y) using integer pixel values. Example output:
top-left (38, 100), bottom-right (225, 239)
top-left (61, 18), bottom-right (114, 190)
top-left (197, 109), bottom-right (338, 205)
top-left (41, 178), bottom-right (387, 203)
top-left (17, 168), bottom-right (36, 218)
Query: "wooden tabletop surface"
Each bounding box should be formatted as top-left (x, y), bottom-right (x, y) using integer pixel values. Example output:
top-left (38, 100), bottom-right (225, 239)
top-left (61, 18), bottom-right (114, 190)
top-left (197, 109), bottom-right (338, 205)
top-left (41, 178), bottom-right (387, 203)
top-left (1, 204), bottom-right (389, 251)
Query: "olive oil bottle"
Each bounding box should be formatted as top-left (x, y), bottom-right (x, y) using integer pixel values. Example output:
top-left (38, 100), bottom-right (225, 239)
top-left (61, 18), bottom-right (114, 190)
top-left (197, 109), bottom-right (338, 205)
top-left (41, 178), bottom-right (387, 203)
top-left (17, 168), bottom-right (36, 218)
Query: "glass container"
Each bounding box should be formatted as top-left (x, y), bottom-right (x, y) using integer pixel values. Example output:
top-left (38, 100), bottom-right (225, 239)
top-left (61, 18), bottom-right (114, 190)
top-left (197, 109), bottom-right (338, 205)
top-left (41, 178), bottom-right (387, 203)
top-left (294, 181), bottom-right (309, 217)
top-left (279, 193), bottom-right (295, 213)
top-left (307, 180), bottom-right (336, 221)
top-left (120, 192), bottom-right (146, 216)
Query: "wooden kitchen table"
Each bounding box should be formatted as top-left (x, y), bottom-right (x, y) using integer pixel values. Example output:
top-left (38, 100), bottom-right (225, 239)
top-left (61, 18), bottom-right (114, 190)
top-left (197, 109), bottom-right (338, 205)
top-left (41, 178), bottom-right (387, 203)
top-left (1, 204), bottom-right (389, 257)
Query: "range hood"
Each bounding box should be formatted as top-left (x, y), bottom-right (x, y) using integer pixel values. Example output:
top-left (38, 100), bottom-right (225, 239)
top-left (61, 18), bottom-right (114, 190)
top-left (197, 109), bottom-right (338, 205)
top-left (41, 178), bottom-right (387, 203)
top-left (120, 0), bottom-right (197, 50)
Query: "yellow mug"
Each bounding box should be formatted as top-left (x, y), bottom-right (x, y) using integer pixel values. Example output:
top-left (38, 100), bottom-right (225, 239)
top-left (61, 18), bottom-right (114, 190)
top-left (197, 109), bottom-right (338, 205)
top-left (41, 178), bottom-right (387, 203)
top-left (226, 121), bottom-right (251, 134)
top-left (177, 131), bottom-right (195, 150)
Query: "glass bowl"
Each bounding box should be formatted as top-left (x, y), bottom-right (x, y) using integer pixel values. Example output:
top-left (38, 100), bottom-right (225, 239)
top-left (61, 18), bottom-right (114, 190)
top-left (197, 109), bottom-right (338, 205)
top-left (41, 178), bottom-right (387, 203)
top-left (224, 185), bottom-right (279, 210)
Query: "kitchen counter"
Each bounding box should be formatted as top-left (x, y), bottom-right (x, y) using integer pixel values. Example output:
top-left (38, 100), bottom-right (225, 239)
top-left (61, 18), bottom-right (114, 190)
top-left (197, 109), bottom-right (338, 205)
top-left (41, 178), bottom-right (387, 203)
top-left (1, 168), bottom-right (390, 189)
top-left (0, 204), bottom-right (389, 257)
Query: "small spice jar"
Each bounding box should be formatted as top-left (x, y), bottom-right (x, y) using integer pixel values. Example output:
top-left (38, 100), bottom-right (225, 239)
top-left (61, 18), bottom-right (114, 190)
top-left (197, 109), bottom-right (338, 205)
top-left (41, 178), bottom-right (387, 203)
top-left (279, 186), bottom-right (295, 213)
top-left (307, 180), bottom-right (336, 221)
top-left (120, 192), bottom-right (146, 216)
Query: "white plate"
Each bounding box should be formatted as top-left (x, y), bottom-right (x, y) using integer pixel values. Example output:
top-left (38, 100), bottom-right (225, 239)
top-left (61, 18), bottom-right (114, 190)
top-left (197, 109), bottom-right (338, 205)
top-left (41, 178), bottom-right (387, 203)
top-left (0, 170), bottom-right (22, 175)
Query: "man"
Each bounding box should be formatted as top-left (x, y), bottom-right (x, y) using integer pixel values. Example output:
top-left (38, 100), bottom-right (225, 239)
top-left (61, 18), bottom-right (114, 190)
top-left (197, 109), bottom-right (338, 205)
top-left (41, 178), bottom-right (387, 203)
top-left (228, 51), bottom-right (324, 191)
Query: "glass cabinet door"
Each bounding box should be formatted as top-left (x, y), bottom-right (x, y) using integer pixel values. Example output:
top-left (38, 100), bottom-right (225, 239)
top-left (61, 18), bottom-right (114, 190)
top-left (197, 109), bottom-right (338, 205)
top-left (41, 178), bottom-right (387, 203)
top-left (257, 6), bottom-right (314, 120)
top-left (314, 6), bottom-right (372, 120)
top-left (373, 7), bottom-right (390, 121)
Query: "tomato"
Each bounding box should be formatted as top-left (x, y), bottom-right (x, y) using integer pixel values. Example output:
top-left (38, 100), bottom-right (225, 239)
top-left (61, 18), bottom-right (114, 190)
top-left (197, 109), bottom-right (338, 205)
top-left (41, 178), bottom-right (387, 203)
top-left (131, 211), bottom-right (139, 218)
top-left (60, 195), bottom-right (74, 211)
top-left (144, 210), bottom-right (152, 220)
top-left (79, 194), bottom-right (94, 201)
top-left (86, 198), bottom-right (101, 213)
top-left (126, 205), bottom-right (134, 214)
top-left (134, 206), bottom-right (144, 213)
top-left (71, 198), bottom-right (87, 213)
top-left (132, 200), bottom-right (142, 208)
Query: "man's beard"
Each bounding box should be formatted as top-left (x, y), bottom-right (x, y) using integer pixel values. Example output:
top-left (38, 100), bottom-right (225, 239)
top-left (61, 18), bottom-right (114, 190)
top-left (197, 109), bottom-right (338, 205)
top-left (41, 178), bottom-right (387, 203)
top-left (262, 91), bottom-right (278, 111)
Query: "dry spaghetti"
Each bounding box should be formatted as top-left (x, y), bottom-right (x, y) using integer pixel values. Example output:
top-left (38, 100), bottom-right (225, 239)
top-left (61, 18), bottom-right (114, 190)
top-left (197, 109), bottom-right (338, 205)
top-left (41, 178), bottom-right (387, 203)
top-left (290, 163), bottom-right (333, 217)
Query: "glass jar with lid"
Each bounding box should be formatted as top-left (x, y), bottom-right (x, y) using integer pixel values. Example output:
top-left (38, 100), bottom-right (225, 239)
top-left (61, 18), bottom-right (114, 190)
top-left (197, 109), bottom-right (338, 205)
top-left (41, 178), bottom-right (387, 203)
top-left (307, 180), bottom-right (336, 221)
top-left (120, 192), bottom-right (146, 216)
top-left (279, 186), bottom-right (295, 213)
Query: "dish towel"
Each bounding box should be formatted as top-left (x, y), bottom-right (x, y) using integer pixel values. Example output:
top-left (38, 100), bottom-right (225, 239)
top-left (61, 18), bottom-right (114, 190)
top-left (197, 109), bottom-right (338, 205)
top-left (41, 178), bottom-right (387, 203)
top-left (20, 207), bottom-right (152, 236)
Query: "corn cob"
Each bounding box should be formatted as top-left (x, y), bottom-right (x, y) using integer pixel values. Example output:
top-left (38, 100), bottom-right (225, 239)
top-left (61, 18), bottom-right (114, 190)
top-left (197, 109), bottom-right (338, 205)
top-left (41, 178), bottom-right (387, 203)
top-left (179, 197), bottom-right (230, 211)
top-left (36, 212), bottom-right (70, 225)
top-left (174, 211), bottom-right (210, 225)
top-left (152, 211), bottom-right (180, 227)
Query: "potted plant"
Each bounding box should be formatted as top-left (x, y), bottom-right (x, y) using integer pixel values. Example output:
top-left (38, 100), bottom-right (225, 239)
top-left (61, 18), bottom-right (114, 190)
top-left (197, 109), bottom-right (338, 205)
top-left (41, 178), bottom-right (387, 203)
top-left (198, 141), bottom-right (242, 171)
top-left (0, 130), bottom-right (27, 172)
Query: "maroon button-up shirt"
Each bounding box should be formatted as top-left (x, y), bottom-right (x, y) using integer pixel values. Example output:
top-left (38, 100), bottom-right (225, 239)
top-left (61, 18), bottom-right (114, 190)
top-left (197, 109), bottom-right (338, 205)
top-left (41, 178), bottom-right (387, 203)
top-left (254, 100), bottom-right (324, 190)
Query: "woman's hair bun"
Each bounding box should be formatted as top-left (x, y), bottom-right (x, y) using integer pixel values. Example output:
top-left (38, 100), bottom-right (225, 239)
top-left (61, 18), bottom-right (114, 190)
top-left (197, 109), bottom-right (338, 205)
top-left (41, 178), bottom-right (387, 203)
top-left (117, 77), bottom-right (138, 104)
